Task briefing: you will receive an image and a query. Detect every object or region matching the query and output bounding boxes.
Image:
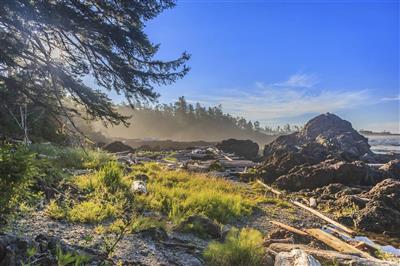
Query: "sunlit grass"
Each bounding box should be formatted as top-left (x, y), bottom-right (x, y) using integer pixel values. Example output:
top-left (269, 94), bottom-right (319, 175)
top-left (133, 163), bottom-right (258, 224)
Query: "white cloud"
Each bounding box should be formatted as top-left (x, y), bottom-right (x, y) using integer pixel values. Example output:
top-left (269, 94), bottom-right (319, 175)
top-left (194, 83), bottom-right (370, 122)
top-left (273, 73), bottom-right (319, 88)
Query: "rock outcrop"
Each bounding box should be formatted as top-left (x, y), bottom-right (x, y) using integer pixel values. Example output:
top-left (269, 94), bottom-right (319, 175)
top-left (379, 159), bottom-right (400, 179)
top-left (102, 141), bottom-right (135, 153)
top-left (355, 178), bottom-right (400, 234)
top-left (259, 113), bottom-right (375, 184)
top-left (307, 179), bottom-right (400, 234)
top-left (217, 139), bottom-right (259, 160)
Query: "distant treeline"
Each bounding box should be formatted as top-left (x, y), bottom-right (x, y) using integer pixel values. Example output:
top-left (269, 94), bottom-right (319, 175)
top-left (94, 97), bottom-right (298, 145)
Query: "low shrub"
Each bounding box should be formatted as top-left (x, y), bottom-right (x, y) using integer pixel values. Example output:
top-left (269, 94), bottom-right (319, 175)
top-left (203, 227), bottom-right (264, 266)
top-left (0, 145), bottom-right (38, 215)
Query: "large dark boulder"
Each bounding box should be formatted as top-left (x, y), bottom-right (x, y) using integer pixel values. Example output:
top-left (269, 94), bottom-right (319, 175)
top-left (216, 139), bottom-right (259, 160)
top-left (275, 160), bottom-right (384, 191)
top-left (102, 141), bottom-right (135, 153)
top-left (259, 113), bottom-right (373, 183)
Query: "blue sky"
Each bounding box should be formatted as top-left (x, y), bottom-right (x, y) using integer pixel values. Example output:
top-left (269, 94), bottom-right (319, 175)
top-left (115, 1), bottom-right (399, 132)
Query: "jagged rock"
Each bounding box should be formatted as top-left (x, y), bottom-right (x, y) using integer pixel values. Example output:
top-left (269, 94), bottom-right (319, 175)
top-left (274, 249), bottom-right (321, 266)
top-left (259, 113), bottom-right (374, 183)
top-left (102, 141), bottom-right (135, 153)
top-left (275, 160), bottom-right (383, 191)
top-left (355, 179), bottom-right (400, 234)
top-left (379, 159), bottom-right (400, 179)
top-left (175, 215), bottom-right (221, 238)
top-left (216, 139), bottom-right (259, 160)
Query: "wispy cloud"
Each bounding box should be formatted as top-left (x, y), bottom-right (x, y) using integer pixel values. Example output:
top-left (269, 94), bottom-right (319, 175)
top-left (273, 73), bottom-right (319, 88)
top-left (381, 95), bottom-right (400, 101)
top-left (194, 80), bottom-right (370, 122)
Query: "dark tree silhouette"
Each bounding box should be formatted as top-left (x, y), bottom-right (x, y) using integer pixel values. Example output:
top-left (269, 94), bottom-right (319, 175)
top-left (0, 0), bottom-right (189, 131)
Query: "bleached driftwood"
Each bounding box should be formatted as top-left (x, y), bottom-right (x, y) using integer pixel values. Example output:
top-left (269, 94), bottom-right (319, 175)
top-left (305, 229), bottom-right (373, 259)
top-left (292, 201), bottom-right (356, 235)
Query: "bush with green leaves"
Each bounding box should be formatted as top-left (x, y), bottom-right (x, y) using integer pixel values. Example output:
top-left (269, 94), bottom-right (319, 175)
top-left (0, 145), bottom-right (38, 216)
top-left (203, 227), bottom-right (265, 266)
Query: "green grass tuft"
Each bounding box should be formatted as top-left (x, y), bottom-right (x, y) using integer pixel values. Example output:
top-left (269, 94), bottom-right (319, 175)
top-left (203, 227), bottom-right (265, 266)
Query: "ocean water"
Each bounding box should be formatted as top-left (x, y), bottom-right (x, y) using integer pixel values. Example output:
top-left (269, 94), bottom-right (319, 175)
top-left (366, 135), bottom-right (400, 154)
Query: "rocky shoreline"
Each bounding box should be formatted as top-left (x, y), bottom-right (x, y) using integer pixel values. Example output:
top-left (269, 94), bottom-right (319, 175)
top-left (1, 113), bottom-right (399, 265)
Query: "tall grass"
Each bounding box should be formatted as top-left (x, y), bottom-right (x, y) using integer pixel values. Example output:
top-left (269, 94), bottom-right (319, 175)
top-left (47, 161), bottom-right (130, 223)
top-left (133, 163), bottom-right (257, 224)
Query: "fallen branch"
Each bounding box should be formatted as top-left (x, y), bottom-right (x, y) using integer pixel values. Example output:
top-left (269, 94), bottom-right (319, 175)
top-left (292, 200), bottom-right (356, 235)
top-left (270, 220), bottom-right (308, 237)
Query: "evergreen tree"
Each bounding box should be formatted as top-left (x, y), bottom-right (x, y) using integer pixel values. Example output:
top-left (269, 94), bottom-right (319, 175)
top-left (0, 0), bottom-right (189, 133)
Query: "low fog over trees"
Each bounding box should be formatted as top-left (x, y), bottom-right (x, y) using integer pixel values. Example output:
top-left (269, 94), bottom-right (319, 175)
top-left (95, 96), bottom-right (298, 144)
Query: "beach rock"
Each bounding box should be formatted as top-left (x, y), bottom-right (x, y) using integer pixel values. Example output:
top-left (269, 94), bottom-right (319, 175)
top-left (216, 139), bottom-right (259, 160)
top-left (274, 249), bottom-right (321, 266)
top-left (130, 180), bottom-right (147, 194)
top-left (102, 141), bottom-right (135, 153)
top-left (259, 113), bottom-right (373, 183)
top-left (379, 159), bottom-right (400, 179)
top-left (275, 160), bottom-right (378, 191)
top-left (354, 179), bottom-right (400, 233)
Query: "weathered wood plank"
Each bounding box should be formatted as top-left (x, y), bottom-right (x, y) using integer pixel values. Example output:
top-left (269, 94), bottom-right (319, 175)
top-left (305, 229), bottom-right (373, 259)
top-left (292, 200), bottom-right (356, 235)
